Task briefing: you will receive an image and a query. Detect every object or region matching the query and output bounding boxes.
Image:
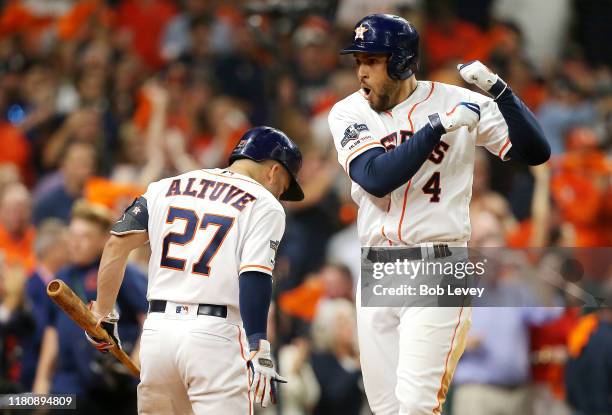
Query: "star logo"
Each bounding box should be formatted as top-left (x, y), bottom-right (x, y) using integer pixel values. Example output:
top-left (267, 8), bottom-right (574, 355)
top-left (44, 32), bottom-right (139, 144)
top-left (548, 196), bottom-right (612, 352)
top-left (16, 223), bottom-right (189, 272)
top-left (354, 25), bottom-right (368, 40)
top-left (132, 207), bottom-right (141, 215)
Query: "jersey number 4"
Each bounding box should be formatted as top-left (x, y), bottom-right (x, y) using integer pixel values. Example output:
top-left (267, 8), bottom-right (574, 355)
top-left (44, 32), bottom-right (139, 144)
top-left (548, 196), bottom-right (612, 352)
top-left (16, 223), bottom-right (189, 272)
top-left (160, 207), bottom-right (234, 276)
top-left (422, 172), bottom-right (441, 202)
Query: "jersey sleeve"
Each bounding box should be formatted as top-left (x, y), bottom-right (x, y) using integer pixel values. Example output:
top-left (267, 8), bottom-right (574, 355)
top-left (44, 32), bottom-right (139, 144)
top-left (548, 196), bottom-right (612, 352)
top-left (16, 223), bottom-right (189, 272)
top-left (111, 196), bottom-right (149, 236)
top-left (239, 208), bottom-right (285, 276)
top-left (111, 180), bottom-right (159, 236)
top-left (328, 102), bottom-right (384, 173)
top-left (475, 97), bottom-right (512, 161)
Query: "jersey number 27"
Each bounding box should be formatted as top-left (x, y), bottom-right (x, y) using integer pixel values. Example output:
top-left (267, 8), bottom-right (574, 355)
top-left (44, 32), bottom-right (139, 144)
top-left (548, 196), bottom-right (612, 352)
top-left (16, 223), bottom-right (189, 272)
top-left (160, 207), bottom-right (234, 276)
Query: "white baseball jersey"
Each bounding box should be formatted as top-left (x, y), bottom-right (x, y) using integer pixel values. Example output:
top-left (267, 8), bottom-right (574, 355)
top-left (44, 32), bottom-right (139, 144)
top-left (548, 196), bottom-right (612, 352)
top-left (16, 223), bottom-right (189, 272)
top-left (329, 80), bottom-right (512, 247)
top-left (139, 168), bottom-right (284, 318)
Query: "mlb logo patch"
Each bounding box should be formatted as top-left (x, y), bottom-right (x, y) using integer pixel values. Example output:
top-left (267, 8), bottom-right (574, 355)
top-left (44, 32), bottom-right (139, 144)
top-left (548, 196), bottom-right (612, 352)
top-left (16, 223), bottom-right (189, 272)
top-left (176, 305), bottom-right (190, 314)
top-left (341, 123), bottom-right (369, 147)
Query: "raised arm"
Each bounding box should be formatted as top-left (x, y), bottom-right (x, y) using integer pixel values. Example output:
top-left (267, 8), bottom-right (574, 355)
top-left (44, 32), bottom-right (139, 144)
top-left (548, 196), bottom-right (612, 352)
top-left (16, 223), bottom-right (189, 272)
top-left (458, 60), bottom-right (550, 166)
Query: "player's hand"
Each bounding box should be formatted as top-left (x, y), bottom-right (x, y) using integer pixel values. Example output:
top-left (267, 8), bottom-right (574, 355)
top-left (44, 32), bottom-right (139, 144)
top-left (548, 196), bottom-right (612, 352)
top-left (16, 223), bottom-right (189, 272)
top-left (247, 339), bottom-right (287, 407)
top-left (457, 60), bottom-right (500, 93)
top-left (85, 301), bottom-right (122, 353)
top-left (430, 102), bottom-right (481, 134)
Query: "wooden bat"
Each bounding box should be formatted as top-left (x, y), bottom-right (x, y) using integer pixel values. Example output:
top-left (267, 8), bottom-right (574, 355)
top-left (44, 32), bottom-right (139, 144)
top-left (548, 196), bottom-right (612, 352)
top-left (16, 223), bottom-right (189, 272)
top-left (46, 279), bottom-right (140, 378)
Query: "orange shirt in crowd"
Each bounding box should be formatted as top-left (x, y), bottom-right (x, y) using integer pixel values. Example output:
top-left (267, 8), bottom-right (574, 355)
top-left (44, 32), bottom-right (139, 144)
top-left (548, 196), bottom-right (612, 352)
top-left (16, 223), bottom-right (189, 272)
top-left (0, 1), bottom-right (54, 38)
top-left (0, 223), bottom-right (35, 271)
top-left (530, 308), bottom-right (580, 399)
top-left (57, 0), bottom-right (115, 41)
top-left (278, 277), bottom-right (325, 322)
top-left (551, 152), bottom-right (612, 247)
top-left (84, 177), bottom-right (144, 215)
top-left (0, 121), bottom-right (31, 181)
top-left (424, 20), bottom-right (484, 71)
top-left (116, 0), bottom-right (177, 69)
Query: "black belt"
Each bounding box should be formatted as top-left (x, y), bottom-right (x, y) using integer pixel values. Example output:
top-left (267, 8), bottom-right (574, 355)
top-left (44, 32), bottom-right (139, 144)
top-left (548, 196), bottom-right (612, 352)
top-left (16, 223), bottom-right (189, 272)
top-left (148, 300), bottom-right (227, 318)
top-left (367, 244), bottom-right (453, 263)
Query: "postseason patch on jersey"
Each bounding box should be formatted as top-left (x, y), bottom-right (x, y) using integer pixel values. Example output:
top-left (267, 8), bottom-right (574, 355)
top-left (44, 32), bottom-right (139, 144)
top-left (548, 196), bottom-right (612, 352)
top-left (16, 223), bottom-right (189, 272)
top-left (270, 240), bottom-right (280, 252)
top-left (269, 240), bottom-right (280, 265)
top-left (341, 123), bottom-right (369, 147)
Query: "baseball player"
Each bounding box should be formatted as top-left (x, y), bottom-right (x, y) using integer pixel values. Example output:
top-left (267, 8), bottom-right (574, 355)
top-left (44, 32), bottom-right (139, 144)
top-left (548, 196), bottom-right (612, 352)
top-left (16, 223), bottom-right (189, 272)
top-left (84, 127), bottom-right (303, 414)
top-left (328, 14), bottom-right (550, 415)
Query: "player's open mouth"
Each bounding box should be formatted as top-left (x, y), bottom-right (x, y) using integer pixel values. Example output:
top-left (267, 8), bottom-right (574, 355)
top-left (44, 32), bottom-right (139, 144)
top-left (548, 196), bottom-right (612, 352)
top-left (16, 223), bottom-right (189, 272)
top-left (362, 87), bottom-right (371, 99)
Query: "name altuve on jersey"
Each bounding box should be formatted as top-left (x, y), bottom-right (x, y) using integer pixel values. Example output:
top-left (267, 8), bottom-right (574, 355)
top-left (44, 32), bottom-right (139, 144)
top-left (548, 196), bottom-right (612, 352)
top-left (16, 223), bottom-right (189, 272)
top-left (165, 177), bottom-right (257, 212)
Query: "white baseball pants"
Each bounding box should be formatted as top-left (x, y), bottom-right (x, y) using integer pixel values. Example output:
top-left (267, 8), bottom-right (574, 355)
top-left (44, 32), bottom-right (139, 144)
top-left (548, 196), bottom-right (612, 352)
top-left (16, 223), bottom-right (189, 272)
top-left (137, 302), bottom-right (251, 415)
top-left (357, 298), bottom-right (471, 415)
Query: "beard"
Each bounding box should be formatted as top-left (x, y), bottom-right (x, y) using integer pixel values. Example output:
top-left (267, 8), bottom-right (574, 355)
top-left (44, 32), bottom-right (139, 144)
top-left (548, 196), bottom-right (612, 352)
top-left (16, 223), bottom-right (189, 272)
top-left (367, 78), bottom-right (401, 112)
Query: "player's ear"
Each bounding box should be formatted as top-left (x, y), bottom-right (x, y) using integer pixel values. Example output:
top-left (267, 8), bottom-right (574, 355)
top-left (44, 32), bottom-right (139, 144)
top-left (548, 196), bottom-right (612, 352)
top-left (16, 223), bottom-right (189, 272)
top-left (268, 162), bottom-right (282, 182)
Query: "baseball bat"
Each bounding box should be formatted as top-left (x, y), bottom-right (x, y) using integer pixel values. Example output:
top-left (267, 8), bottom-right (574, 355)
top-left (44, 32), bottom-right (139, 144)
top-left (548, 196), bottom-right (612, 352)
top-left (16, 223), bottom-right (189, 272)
top-left (46, 279), bottom-right (141, 378)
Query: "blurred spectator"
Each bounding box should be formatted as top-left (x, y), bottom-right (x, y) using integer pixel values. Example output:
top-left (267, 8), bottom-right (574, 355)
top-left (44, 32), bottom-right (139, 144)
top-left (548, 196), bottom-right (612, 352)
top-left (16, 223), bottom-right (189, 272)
top-left (326, 224), bottom-right (360, 285)
top-left (32, 200), bottom-right (147, 414)
top-left (310, 299), bottom-right (362, 415)
top-left (0, 90), bottom-right (31, 180)
top-left (111, 82), bottom-right (167, 188)
top-left (0, 182), bottom-right (35, 270)
top-left (21, 219), bottom-right (69, 391)
top-left (281, 150), bottom-right (343, 281)
top-left (493, 0), bottom-right (571, 71)
top-left (537, 76), bottom-right (598, 155)
top-left (320, 262), bottom-right (354, 300)
top-left (33, 141), bottom-right (96, 225)
top-left (471, 149), bottom-right (518, 239)
top-left (453, 304), bottom-right (563, 415)
top-left (178, 14), bottom-right (215, 81)
top-left (0, 254), bottom-right (32, 393)
top-left (530, 307), bottom-right (578, 415)
top-left (456, 212), bottom-right (563, 415)
top-left (550, 127), bottom-right (612, 247)
top-left (278, 338), bottom-right (321, 415)
top-left (565, 306), bottom-right (612, 415)
top-left (161, 0), bottom-right (215, 61)
top-left (279, 263), bottom-right (355, 323)
top-left (423, 0), bottom-right (484, 71)
top-left (211, 18), bottom-right (271, 124)
top-left (116, 0), bottom-right (177, 69)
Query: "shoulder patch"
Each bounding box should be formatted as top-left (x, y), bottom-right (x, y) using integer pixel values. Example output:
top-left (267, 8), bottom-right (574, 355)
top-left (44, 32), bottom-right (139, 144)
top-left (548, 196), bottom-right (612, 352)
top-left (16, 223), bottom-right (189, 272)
top-left (341, 123), bottom-right (369, 147)
top-left (111, 196), bottom-right (149, 235)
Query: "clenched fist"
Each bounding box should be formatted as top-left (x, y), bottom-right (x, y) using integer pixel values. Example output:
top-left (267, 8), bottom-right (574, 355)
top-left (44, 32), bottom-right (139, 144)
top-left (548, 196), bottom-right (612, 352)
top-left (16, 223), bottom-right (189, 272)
top-left (457, 60), bottom-right (507, 99)
top-left (429, 102), bottom-right (481, 134)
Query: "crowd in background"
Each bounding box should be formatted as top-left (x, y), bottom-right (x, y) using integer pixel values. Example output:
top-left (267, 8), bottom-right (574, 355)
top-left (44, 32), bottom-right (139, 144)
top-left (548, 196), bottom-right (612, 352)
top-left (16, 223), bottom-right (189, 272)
top-left (0, 0), bottom-right (610, 414)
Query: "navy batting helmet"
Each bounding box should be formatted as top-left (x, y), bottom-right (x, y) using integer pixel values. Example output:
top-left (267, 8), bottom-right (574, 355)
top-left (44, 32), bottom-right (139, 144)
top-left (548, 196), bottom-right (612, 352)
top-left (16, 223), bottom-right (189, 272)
top-left (229, 126), bottom-right (304, 201)
top-left (340, 14), bottom-right (419, 80)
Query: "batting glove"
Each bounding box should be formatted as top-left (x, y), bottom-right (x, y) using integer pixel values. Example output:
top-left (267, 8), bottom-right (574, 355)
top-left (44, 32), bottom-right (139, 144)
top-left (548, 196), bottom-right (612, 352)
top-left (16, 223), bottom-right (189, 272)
top-left (85, 301), bottom-right (122, 353)
top-left (247, 339), bottom-right (287, 407)
top-left (429, 102), bottom-right (481, 134)
top-left (457, 60), bottom-right (507, 99)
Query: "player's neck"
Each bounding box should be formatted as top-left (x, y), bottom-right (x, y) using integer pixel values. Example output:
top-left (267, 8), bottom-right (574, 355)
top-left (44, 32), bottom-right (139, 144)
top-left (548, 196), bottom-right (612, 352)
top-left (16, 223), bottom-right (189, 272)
top-left (227, 161), bottom-right (262, 184)
top-left (392, 76), bottom-right (418, 108)
top-left (227, 164), bottom-right (255, 181)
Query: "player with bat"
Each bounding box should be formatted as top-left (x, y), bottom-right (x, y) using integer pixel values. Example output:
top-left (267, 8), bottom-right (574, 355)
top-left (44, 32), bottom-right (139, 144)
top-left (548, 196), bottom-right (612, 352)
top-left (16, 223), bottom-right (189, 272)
top-left (86, 126), bottom-right (303, 414)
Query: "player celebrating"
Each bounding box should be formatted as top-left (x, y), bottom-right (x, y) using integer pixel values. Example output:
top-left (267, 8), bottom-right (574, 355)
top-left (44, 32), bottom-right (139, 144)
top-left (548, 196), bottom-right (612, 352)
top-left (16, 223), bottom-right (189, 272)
top-left (328, 14), bottom-right (550, 415)
top-left (85, 127), bottom-right (303, 414)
